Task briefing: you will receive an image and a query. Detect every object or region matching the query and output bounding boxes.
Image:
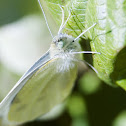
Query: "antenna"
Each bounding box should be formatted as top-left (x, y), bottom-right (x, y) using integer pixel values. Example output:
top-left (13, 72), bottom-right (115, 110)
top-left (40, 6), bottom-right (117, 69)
top-left (70, 51), bottom-right (101, 54)
top-left (74, 23), bottom-right (97, 41)
top-left (83, 60), bottom-right (98, 73)
top-left (58, 6), bottom-right (71, 34)
top-left (58, 5), bottom-right (65, 35)
top-left (60, 11), bottom-right (71, 34)
top-left (38, 0), bottom-right (54, 38)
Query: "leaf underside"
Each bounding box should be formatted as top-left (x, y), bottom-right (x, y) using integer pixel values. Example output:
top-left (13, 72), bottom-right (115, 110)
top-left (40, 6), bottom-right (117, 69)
top-left (41, 0), bottom-right (126, 90)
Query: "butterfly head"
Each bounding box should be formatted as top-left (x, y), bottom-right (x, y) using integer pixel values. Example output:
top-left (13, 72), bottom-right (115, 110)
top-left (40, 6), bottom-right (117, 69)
top-left (52, 33), bottom-right (79, 50)
top-left (50, 33), bottom-right (81, 58)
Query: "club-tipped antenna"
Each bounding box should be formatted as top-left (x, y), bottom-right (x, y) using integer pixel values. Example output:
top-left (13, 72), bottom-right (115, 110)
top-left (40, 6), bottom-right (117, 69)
top-left (38, 0), bottom-right (54, 38)
top-left (58, 5), bottom-right (65, 35)
top-left (74, 23), bottom-right (97, 41)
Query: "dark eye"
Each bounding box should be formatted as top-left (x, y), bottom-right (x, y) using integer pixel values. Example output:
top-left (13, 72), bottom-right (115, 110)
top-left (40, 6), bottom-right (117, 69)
top-left (57, 38), bottom-right (62, 42)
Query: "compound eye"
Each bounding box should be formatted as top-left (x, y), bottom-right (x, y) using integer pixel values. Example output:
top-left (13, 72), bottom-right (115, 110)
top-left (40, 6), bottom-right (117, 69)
top-left (57, 38), bottom-right (62, 42)
top-left (58, 41), bottom-right (63, 49)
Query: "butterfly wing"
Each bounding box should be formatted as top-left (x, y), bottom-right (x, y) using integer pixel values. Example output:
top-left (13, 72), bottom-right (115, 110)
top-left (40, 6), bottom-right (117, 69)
top-left (6, 58), bottom-right (77, 124)
top-left (21, 50), bottom-right (50, 80)
top-left (0, 51), bottom-right (51, 115)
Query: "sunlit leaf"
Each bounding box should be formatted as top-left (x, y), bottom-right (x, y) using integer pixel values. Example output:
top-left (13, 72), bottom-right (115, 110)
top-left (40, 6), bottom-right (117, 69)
top-left (41, 0), bottom-right (126, 90)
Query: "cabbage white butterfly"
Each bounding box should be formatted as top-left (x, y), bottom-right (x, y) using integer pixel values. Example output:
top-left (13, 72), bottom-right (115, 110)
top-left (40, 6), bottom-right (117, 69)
top-left (0, 0), bottom-right (100, 125)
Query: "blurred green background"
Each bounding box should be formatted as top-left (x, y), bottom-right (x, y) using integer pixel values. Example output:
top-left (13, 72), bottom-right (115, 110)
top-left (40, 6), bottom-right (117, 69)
top-left (0, 0), bottom-right (126, 126)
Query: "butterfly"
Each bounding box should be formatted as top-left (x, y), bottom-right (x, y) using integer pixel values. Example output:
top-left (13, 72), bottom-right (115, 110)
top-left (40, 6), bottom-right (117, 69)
top-left (0, 0), bottom-right (99, 125)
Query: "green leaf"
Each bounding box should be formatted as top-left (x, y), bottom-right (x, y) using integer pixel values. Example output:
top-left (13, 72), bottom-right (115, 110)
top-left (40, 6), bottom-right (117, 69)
top-left (79, 71), bottom-right (101, 94)
top-left (40, 0), bottom-right (126, 89)
top-left (67, 93), bottom-right (86, 118)
top-left (112, 110), bottom-right (126, 126)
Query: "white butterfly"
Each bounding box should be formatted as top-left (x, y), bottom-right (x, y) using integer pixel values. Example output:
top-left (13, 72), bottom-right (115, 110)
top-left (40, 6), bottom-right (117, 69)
top-left (0, 0), bottom-right (100, 125)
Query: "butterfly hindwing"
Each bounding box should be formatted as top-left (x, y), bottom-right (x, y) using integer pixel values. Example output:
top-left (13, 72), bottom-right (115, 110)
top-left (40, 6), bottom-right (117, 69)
top-left (7, 58), bottom-right (78, 123)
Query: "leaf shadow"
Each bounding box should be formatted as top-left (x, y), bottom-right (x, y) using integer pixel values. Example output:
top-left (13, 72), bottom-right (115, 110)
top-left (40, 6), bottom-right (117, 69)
top-left (110, 47), bottom-right (126, 89)
top-left (80, 38), bottom-right (94, 66)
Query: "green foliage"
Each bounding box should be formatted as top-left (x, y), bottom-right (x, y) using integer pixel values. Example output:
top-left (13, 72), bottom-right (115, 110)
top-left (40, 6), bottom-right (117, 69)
top-left (67, 93), bottom-right (86, 118)
top-left (79, 71), bottom-right (101, 94)
top-left (41, 0), bottom-right (126, 90)
top-left (0, 0), bottom-right (39, 26)
top-left (112, 110), bottom-right (126, 126)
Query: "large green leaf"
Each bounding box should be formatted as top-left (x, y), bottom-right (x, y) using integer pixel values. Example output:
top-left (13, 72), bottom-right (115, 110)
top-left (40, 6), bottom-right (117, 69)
top-left (40, 0), bottom-right (126, 90)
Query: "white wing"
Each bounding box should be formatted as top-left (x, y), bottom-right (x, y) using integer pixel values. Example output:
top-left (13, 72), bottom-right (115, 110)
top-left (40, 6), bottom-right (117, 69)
top-left (7, 57), bottom-right (77, 124)
top-left (0, 50), bottom-right (51, 115)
